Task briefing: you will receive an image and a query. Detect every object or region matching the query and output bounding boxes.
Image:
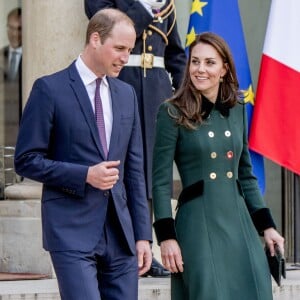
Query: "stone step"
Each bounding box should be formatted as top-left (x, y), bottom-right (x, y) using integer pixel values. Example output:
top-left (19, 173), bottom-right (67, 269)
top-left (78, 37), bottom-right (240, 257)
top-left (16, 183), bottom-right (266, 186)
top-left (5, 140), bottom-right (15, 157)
top-left (0, 278), bottom-right (170, 300)
top-left (0, 271), bottom-right (300, 300)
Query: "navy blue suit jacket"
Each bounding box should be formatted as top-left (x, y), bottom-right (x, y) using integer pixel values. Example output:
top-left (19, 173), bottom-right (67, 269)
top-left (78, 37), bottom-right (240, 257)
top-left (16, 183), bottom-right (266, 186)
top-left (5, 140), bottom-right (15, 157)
top-left (14, 61), bottom-right (152, 253)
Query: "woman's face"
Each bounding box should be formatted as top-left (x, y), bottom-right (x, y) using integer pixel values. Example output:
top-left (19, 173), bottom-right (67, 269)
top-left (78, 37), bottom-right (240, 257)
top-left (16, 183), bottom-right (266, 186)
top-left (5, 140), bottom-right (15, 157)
top-left (189, 42), bottom-right (227, 102)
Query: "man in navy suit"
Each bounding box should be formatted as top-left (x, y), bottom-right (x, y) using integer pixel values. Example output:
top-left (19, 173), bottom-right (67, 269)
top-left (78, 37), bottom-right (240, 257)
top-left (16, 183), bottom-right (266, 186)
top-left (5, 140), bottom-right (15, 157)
top-left (14, 8), bottom-right (152, 300)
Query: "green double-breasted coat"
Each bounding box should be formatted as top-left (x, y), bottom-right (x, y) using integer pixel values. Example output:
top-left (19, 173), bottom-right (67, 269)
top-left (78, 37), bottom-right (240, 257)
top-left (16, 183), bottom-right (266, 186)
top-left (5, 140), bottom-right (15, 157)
top-left (152, 101), bottom-right (273, 300)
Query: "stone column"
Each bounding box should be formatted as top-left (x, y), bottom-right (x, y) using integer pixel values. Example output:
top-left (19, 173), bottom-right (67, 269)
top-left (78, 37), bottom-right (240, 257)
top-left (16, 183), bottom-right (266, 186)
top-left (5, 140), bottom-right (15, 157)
top-left (22, 0), bottom-right (88, 105)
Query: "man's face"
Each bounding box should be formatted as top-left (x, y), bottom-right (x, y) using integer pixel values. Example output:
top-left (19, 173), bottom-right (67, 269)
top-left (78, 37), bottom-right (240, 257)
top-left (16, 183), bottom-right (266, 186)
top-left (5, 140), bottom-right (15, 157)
top-left (92, 21), bottom-right (136, 78)
top-left (7, 15), bottom-right (22, 49)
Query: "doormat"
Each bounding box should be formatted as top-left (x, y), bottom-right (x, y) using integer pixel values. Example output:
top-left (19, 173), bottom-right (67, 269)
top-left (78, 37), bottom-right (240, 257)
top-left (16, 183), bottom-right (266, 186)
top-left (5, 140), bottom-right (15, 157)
top-left (0, 272), bottom-right (49, 281)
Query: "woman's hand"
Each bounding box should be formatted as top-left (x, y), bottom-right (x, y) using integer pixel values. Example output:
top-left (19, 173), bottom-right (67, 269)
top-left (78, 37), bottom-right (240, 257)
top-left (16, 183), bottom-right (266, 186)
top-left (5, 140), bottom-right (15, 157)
top-left (263, 227), bottom-right (285, 256)
top-left (160, 239), bottom-right (184, 273)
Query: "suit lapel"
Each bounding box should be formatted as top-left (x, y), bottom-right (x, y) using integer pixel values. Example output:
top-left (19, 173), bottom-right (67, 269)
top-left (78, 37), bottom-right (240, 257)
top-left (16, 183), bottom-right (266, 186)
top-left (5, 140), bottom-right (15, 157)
top-left (107, 78), bottom-right (121, 160)
top-left (68, 62), bottom-right (106, 159)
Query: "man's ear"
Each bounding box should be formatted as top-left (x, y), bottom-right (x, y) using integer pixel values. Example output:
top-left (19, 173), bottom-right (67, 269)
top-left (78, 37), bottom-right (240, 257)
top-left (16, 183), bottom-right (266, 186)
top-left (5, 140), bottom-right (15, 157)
top-left (90, 32), bottom-right (101, 48)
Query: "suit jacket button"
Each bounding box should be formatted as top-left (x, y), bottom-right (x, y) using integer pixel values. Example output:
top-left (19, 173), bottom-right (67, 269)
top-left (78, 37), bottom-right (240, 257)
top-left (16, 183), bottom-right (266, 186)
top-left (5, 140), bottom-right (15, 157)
top-left (104, 191), bottom-right (109, 197)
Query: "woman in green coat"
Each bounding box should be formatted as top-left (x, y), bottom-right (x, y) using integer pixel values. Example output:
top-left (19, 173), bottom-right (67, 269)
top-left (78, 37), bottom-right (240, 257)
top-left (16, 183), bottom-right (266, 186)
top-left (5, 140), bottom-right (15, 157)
top-left (152, 32), bottom-right (284, 300)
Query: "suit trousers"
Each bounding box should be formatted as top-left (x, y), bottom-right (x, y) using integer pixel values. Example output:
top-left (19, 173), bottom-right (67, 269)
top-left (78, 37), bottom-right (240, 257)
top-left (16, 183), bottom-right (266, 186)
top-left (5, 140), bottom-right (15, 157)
top-left (50, 197), bottom-right (138, 300)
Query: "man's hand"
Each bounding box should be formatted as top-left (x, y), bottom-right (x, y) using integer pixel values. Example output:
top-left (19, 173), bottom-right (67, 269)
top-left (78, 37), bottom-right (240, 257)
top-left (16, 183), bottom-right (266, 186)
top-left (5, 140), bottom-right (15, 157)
top-left (86, 160), bottom-right (120, 190)
top-left (136, 240), bottom-right (152, 276)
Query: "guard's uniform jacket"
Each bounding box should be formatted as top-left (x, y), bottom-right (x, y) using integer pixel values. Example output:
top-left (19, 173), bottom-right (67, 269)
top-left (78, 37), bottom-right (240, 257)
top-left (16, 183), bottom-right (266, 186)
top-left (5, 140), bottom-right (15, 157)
top-left (85, 0), bottom-right (186, 198)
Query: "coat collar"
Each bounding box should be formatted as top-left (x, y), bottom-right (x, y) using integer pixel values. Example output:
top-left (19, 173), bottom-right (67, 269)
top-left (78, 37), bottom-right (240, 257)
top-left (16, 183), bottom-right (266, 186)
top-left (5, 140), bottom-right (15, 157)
top-left (201, 95), bottom-right (230, 119)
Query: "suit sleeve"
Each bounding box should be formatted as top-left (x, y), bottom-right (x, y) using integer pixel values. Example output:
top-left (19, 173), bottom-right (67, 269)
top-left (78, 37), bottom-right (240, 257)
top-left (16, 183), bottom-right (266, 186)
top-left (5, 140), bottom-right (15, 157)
top-left (14, 78), bottom-right (88, 198)
top-left (84, 0), bottom-right (153, 37)
top-left (238, 104), bottom-right (276, 234)
top-left (152, 102), bottom-right (179, 243)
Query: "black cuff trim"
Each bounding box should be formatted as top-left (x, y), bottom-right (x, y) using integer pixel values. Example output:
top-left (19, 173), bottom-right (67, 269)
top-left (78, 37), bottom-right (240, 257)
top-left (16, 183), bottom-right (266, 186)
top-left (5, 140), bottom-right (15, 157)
top-left (153, 218), bottom-right (176, 245)
top-left (251, 208), bottom-right (276, 236)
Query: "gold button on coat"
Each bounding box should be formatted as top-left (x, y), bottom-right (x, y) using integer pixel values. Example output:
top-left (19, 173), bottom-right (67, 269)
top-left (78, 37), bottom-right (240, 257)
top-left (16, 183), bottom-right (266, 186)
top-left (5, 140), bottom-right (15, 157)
top-left (148, 45), bottom-right (153, 51)
top-left (226, 171), bottom-right (233, 178)
top-left (225, 130), bottom-right (231, 137)
top-left (147, 30), bottom-right (152, 35)
top-left (211, 152), bottom-right (217, 159)
top-left (210, 172), bottom-right (217, 180)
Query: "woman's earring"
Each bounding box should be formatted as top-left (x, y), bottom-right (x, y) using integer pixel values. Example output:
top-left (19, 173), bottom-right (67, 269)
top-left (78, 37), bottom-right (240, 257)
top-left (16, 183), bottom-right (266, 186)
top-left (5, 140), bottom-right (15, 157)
top-left (219, 77), bottom-right (223, 83)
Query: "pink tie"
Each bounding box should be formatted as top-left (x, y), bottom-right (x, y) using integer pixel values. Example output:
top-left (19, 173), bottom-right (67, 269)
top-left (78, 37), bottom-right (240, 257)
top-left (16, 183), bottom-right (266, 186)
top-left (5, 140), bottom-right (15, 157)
top-left (94, 78), bottom-right (108, 158)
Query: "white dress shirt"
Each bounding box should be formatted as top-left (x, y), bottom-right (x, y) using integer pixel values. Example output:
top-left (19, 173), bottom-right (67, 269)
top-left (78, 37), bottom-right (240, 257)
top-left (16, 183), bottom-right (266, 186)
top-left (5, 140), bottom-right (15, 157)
top-left (138, 0), bottom-right (154, 16)
top-left (8, 46), bottom-right (22, 80)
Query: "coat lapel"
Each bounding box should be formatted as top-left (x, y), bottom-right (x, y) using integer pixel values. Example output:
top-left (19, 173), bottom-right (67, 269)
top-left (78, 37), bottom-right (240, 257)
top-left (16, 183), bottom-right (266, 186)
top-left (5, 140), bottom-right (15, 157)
top-left (68, 62), bottom-right (106, 159)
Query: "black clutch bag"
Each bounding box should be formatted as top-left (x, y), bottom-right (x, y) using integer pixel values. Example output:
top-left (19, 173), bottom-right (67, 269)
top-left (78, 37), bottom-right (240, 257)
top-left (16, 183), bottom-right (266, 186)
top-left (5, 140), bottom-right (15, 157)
top-left (265, 244), bottom-right (286, 286)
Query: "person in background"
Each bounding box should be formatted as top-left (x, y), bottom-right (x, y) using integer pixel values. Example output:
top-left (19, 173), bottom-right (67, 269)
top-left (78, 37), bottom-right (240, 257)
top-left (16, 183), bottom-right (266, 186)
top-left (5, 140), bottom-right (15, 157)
top-left (152, 32), bottom-right (284, 300)
top-left (0, 7), bottom-right (22, 146)
top-left (85, 0), bottom-right (186, 277)
top-left (0, 7), bottom-right (22, 199)
top-left (14, 8), bottom-right (152, 300)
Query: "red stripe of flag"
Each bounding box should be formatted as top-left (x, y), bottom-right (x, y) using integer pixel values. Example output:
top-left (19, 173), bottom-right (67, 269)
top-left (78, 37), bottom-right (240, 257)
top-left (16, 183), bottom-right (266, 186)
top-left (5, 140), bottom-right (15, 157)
top-left (249, 54), bottom-right (300, 174)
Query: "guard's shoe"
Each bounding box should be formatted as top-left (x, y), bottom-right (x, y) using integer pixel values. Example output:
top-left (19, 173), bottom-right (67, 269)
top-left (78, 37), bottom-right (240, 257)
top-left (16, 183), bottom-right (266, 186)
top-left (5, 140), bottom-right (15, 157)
top-left (141, 257), bottom-right (170, 277)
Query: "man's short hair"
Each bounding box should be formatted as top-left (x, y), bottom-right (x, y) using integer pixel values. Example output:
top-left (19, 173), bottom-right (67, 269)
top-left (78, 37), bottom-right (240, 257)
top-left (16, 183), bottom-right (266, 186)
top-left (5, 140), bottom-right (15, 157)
top-left (7, 7), bottom-right (22, 22)
top-left (85, 8), bottom-right (134, 45)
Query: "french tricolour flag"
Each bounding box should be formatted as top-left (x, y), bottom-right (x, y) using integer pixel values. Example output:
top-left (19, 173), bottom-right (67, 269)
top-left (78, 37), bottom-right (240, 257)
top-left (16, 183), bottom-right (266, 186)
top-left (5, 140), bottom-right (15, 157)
top-left (249, 0), bottom-right (300, 175)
